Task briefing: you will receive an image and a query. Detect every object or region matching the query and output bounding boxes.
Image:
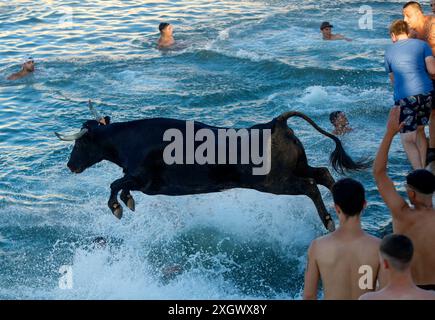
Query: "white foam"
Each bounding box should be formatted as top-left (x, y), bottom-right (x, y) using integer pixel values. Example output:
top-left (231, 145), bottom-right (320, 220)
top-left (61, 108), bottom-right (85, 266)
top-left (45, 185), bottom-right (325, 299)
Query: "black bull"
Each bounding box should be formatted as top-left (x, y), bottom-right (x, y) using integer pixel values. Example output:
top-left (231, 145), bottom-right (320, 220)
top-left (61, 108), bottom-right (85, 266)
top-left (55, 111), bottom-right (368, 232)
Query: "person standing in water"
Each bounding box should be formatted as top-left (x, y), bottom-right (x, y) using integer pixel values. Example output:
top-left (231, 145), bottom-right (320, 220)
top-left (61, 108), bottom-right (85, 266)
top-left (320, 22), bottom-right (352, 41)
top-left (157, 22), bottom-right (175, 49)
top-left (303, 178), bottom-right (383, 300)
top-left (373, 106), bottom-right (435, 291)
top-left (402, 1), bottom-right (435, 164)
top-left (7, 57), bottom-right (35, 80)
top-left (384, 19), bottom-right (435, 169)
top-left (360, 235), bottom-right (435, 300)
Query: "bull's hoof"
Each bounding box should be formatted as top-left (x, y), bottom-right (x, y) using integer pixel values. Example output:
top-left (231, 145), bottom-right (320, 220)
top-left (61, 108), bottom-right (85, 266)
top-left (126, 197), bottom-right (135, 212)
top-left (111, 203), bottom-right (123, 219)
top-left (121, 194), bottom-right (135, 212)
top-left (327, 219), bottom-right (335, 232)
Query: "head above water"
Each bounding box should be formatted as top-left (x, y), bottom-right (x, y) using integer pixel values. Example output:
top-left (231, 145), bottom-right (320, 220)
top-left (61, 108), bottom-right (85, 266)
top-left (320, 21), bottom-right (333, 38)
top-left (405, 169), bottom-right (435, 204)
top-left (159, 22), bottom-right (173, 35)
top-left (380, 234), bottom-right (414, 272)
top-left (332, 178), bottom-right (366, 218)
top-left (329, 111), bottom-right (348, 128)
top-left (403, 1), bottom-right (424, 30)
top-left (23, 57), bottom-right (35, 72)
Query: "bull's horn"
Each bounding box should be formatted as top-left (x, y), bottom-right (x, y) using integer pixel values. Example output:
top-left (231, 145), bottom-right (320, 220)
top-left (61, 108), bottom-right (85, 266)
top-left (54, 128), bottom-right (88, 141)
top-left (88, 100), bottom-right (103, 121)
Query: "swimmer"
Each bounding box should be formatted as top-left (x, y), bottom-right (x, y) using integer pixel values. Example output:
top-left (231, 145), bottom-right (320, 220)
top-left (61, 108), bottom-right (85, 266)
top-left (360, 235), bottom-right (435, 300)
top-left (320, 22), bottom-right (352, 41)
top-left (329, 111), bottom-right (352, 135)
top-left (157, 22), bottom-right (175, 49)
top-left (7, 57), bottom-right (35, 80)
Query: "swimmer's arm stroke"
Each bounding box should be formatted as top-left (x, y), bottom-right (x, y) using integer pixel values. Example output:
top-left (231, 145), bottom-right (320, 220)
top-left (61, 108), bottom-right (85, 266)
top-left (334, 34), bottom-right (352, 42)
top-left (373, 107), bottom-right (409, 220)
top-left (303, 240), bottom-right (320, 300)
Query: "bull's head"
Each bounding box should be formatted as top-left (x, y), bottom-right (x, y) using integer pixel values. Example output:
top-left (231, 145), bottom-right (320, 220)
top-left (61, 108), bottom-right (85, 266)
top-left (55, 100), bottom-right (110, 173)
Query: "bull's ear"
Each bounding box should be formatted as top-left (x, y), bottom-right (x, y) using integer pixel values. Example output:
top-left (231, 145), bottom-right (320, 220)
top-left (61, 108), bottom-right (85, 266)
top-left (98, 116), bottom-right (110, 126)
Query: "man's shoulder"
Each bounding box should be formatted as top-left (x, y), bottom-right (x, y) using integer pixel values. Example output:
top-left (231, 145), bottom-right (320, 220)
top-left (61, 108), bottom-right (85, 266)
top-left (359, 291), bottom-right (380, 300)
top-left (309, 233), bottom-right (334, 250)
top-left (408, 38), bottom-right (430, 48)
top-left (363, 232), bottom-right (381, 243)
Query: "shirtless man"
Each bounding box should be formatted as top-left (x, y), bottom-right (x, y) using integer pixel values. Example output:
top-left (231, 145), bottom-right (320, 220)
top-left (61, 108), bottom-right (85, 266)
top-left (360, 234), bottom-right (435, 300)
top-left (7, 57), bottom-right (35, 80)
top-left (320, 22), bottom-right (352, 41)
top-left (373, 106), bottom-right (435, 290)
top-left (403, 2), bottom-right (435, 163)
top-left (329, 111), bottom-right (352, 135)
top-left (303, 178), bottom-right (382, 300)
top-left (157, 22), bottom-right (175, 49)
top-left (431, 0), bottom-right (435, 15)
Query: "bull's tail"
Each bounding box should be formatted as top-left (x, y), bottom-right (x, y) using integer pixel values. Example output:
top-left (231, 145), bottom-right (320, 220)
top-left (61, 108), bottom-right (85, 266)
top-left (276, 111), bottom-right (370, 174)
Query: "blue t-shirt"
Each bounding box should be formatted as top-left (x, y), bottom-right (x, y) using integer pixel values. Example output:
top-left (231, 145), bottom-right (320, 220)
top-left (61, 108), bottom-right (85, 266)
top-left (384, 38), bottom-right (433, 101)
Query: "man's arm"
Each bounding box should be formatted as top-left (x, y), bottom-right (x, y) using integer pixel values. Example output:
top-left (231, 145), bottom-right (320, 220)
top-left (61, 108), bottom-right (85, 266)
top-left (303, 240), bottom-right (320, 300)
top-left (425, 56), bottom-right (435, 76)
top-left (389, 73), bottom-right (394, 85)
top-left (333, 34), bottom-right (352, 41)
top-left (373, 106), bottom-right (409, 219)
top-left (426, 19), bottom-right (435, 55)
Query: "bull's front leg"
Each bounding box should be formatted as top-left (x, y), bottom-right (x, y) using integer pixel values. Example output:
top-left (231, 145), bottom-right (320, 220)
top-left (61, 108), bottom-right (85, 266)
top-left (108, 176), bottom-right (136, 219)
top-left (120, 189), bottom-right (135, 212)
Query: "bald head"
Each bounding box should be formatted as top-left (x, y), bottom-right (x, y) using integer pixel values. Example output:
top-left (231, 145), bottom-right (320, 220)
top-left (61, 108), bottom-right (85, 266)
top-left (403, 1), bottom-right (423, 12)
top-left (403, 1), bottom-right (425, 29)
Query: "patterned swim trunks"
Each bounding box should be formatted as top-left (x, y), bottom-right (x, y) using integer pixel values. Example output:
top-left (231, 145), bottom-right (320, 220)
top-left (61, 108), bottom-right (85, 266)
top-left (395, 92), bottom-right (432, 134)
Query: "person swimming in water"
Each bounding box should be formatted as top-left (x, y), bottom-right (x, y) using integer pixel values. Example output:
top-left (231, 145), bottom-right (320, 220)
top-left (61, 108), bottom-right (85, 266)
top-left (157, 22), bottom-right (175, 49)
top-left (320, 22), bottom-right (352, 41)
top-left (7, 57), bottom-right (35, 80)
top-left (330, 111), bottom-right (352, 135)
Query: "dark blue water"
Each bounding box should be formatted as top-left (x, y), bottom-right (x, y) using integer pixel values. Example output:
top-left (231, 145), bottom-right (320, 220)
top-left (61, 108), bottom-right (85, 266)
top-left (0, 0), bottom-right (417, 299)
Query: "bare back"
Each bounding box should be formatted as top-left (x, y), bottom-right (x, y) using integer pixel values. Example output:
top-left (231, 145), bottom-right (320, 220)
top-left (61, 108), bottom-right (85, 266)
top-left (314, 231), bottom-right (381, 299)
top-left (394, 207), bottom-right (435, 285)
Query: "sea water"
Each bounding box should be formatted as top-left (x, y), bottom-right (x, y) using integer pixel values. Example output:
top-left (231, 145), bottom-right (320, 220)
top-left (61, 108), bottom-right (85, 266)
top-left (0, 0), bottom-right (414, 299)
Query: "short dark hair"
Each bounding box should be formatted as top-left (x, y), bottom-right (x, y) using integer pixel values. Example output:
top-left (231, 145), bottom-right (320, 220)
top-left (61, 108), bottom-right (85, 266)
top-left (389, 20), bottom-right (409, 36)
top-left (159, 22), bottom-right (170, 32)
top-left (380, 234), bottom-right (414, 271)
top-left (332, 178), bottom-right (365, 216)
top-left (403, 1), bottom-right (423, 12)
top-left (406, 169), bottom-right (435, 195)
top-left (329, 111), bottom-right (343, 125)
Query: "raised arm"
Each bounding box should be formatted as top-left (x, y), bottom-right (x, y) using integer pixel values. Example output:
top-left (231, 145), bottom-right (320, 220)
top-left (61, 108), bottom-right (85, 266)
top-left (303, 240), bottom-right (320, 300)
top-left (426, 56), bottom-right (435, 77)
top-left (373, 106), bottom-right (409, 218)
top-left (426, 19), bottom-right (435, 55)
